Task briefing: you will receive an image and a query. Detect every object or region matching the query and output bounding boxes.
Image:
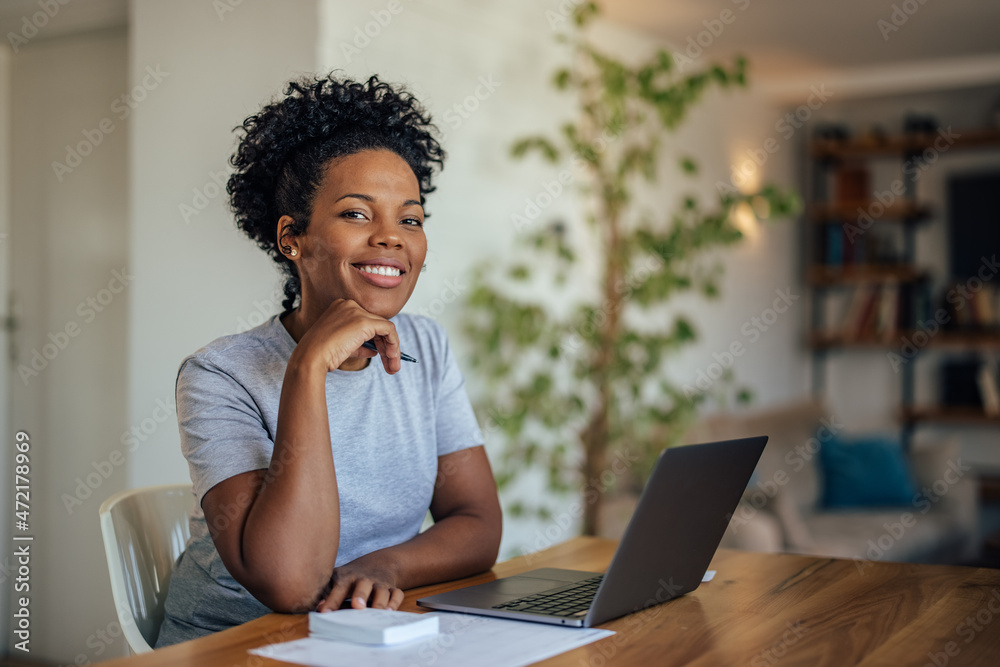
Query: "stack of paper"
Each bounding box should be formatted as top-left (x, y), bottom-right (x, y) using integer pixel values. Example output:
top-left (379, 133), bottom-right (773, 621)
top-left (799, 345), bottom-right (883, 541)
top-left (308, 609), bottom-right (439, 646)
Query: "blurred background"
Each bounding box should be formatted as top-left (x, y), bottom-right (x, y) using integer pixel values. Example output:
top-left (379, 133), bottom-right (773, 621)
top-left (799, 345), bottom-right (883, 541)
top-left (1, 0), bottom-right (999, 662)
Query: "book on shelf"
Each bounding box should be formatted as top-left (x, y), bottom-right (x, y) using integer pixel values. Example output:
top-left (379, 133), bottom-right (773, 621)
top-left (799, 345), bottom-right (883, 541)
top-left (837, 284), bottom-right (904, 341)
top-left (942, 282), bottom-right (999, 330)
top-left (876, 283), bottom-right (900, 338)
top-left (971, 284), bottom-right (996, 328)
top-left (820, 228), bottom-right (904, 271)
top-left (840, 285), bottom-right (873, 338)
top-left (854, 286), bottom-right (881, 338)
top-left (834, 165), bottom-right (871, 203)
top-left (978, 357), bottom-right (1000, 416)
top-left (825, 225), bottom-right (844, 266)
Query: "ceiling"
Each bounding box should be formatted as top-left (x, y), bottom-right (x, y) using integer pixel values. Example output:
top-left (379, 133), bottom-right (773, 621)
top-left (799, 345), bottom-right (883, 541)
top-left (1, 0), bottom-right (997, 99)
top-left (601, 0), bottom-right (1000, 96)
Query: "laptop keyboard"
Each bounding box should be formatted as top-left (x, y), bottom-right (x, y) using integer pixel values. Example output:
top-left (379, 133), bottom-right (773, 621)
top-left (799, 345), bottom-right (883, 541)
top-left (492, 575), bottom-right (603, 618)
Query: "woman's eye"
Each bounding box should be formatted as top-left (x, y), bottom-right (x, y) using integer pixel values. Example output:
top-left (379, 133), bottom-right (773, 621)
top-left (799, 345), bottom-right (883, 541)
top-left (401, 218), bottom-right (424, 227)
top-left (342, 210), bottom-right (367, 220)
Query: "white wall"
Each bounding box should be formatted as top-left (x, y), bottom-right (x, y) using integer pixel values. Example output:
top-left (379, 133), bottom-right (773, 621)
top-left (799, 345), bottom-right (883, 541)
top-left (8, 26), bottom-right (129, 662)
top-left (1, 1), bottom-right (320, 662)
top-left (125, 0), bottom-right (319, 490)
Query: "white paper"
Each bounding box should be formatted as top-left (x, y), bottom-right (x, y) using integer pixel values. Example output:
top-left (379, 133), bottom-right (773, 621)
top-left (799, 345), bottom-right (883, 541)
top-left (702, 570), bottom-right (716, 582)
top-left (250, 612), bottom-right (615, 667)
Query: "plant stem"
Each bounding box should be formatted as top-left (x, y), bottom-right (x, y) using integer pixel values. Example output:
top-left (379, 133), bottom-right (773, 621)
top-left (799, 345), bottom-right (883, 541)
top-left (580, 161), bottom-right (625, 534)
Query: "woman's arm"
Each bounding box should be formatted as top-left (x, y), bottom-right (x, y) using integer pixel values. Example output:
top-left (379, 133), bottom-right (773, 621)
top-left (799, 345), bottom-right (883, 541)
top-left (201, 358), bottom-right (336, 612)
top-left (201, 299), bottom-right (404, 612)
top-left (317, 445), bottom-right (502, 611)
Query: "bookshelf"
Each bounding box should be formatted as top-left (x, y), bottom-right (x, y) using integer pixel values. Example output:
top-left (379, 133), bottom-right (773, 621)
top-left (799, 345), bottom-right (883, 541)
top-left (806, 124), bottom-right (1000, 446)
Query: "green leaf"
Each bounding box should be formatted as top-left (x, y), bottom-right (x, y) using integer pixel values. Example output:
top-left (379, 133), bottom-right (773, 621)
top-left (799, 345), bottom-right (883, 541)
top-left (554, 68), bottom-right (572, 90)
top-left (509, 264), bottom-right (531, 281)
top-left (656, 50), bottom-right (673, 72)
top-left (511, 137), bottom-right (560, 163)
top-left (573, 1), bottom-right (599, 26)
top-left (674, 317), bottom-right (697, 342)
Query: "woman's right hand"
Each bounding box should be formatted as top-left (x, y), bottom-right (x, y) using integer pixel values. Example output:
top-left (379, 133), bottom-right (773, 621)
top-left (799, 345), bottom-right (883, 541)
top-left (293, 299), bottom-right (402, 375)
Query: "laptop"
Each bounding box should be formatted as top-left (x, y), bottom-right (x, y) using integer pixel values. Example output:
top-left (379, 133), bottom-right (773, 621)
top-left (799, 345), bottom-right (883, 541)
top-left (418, 436), bottom-right (767, 627)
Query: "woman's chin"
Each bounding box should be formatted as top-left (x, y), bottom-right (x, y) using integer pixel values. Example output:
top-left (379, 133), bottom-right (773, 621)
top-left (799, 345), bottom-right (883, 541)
top-left (352, 296), bottom-right (406, 320)
top-left (354, 285), bottom-right (415, 319)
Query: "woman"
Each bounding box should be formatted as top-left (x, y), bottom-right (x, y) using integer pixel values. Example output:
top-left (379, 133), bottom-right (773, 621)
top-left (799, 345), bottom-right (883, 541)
top-left (156, 74), bottom-right (502, 647)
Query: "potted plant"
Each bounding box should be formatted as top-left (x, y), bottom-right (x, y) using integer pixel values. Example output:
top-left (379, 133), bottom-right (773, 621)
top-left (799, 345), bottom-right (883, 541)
top-left (461, 2), bottom-right (798, 538)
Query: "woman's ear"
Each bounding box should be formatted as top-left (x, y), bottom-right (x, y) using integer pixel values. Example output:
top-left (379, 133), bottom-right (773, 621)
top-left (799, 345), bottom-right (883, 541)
top-left (277, 215), bottom-right (300, 259)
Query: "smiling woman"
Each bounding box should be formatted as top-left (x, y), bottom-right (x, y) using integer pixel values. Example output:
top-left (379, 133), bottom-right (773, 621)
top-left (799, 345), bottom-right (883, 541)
top-left (155, 74), bottom-right (502, 647)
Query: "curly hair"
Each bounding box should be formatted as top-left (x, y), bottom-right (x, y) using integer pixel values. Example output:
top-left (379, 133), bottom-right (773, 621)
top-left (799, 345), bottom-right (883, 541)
top-left (228, 73), bottom-right (445, 314)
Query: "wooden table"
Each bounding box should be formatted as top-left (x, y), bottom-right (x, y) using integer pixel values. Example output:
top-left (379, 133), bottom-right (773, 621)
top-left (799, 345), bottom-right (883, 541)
top-left (104, 537), bottom-right (1000, 666)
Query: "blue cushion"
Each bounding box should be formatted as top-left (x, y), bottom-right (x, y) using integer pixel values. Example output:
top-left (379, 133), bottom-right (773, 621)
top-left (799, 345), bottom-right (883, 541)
top-left (819, 434), bottom-right (917, 508)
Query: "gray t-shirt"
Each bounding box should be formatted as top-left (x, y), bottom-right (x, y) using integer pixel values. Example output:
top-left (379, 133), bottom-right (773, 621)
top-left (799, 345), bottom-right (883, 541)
top-left (156, 313), bottom-right (483, 647)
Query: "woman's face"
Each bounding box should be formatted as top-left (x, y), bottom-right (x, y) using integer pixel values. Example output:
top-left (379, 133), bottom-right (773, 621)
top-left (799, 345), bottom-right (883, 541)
top-left (284, 149), bottom-right (427, 320)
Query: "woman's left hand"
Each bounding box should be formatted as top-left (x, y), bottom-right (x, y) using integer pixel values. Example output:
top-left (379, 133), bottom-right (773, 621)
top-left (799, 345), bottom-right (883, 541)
top-left (316, 552), bottom-right (404, 612)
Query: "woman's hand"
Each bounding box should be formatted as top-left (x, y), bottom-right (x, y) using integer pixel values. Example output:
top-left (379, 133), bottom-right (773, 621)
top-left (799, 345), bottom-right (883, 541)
top-left (317, 551), bottom-right (405, 612)
top-left (294, 298), bottom-right (402, 375)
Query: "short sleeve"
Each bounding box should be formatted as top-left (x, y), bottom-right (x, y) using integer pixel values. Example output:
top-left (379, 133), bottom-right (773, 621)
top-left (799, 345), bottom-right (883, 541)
top-left (175, 355), bottom-right (274, 505)
top-left (434, 333), bottom-right (484, 457)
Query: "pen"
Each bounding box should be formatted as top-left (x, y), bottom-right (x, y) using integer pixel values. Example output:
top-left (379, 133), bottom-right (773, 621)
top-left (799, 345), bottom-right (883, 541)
top-left (361, 340), bottom-right (418, 363)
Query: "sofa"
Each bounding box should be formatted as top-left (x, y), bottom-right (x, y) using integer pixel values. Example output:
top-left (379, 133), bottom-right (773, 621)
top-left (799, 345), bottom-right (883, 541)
top-left (686, 401), bottom-right (980, 565)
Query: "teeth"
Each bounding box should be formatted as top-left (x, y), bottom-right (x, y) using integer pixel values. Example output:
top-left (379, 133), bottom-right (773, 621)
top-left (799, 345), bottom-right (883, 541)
top-left (359, 265), bottom-right (401, 277)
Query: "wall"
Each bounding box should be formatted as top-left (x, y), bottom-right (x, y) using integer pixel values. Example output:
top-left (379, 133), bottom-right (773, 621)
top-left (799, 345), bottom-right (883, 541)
top-left (125, 0), bottom-right (319, 486)
top-left (1, 0), bottom-right (319, 661)
top-left (8, 26), bottom-right (129, 662)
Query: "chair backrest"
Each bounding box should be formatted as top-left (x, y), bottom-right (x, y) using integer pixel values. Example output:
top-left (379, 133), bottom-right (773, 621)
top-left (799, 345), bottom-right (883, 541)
top-left (99, 484), bottom-right (194, 653)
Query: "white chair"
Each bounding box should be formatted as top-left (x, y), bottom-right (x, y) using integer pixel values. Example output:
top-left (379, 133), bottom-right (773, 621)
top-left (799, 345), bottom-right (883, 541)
top-left (99, 483), bottom-right (194, 653)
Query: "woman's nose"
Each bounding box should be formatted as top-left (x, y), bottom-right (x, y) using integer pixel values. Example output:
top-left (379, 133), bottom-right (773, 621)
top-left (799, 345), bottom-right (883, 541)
top-left (370, 218), bottom-right (402, 248)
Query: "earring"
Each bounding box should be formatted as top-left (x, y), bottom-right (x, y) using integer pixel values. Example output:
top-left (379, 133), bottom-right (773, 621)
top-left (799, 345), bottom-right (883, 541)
top-left (289, 248), bottom-right (297, 257)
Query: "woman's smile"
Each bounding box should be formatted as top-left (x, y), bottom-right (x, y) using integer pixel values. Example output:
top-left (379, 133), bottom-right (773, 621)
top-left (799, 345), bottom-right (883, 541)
top-left (352, 258), bottom-right (406, 288)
